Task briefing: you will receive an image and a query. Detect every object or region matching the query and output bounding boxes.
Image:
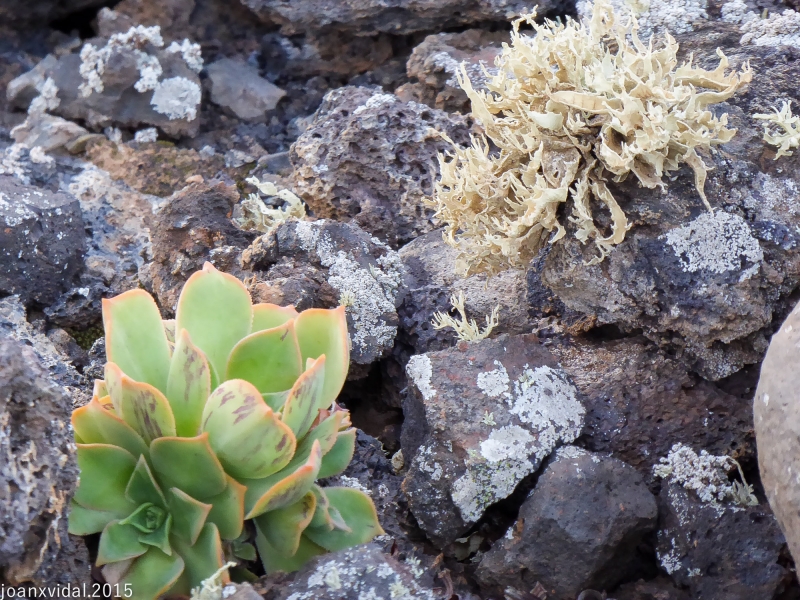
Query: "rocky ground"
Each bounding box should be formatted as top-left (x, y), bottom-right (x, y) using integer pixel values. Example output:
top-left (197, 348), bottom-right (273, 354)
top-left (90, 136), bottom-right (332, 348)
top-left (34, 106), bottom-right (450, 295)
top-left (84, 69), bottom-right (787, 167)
top-left (1, 0), bottom-right (800, 598)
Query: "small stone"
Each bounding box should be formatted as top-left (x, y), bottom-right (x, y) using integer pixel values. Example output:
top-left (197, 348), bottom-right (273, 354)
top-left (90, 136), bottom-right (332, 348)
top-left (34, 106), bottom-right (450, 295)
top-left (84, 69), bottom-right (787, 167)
top-left (206, 57), bottom-right (286, 121)
top-left (476, 447), bottom-right (658, 599)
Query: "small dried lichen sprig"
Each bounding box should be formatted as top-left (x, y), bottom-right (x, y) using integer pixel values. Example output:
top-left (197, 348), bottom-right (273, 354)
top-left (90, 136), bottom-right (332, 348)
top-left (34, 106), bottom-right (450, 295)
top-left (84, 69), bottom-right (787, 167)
top-left (753, 100), bottom-right (800, 159)
top-left (431, 0), bottom-right (752, 276)
top-left (234, 177), bottom-right (307, 233)
top-left (431, 291), bottom-right (500, 342)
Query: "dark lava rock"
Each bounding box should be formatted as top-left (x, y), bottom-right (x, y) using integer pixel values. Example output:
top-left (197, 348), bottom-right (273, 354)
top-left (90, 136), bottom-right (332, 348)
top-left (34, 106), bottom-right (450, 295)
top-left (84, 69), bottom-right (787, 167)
top-left (206, 57), bottom-right (286, 121)
top-left (612, 576), bottom-right (691, 600)
top-left (0, 0), bottom-right (105, 23)
top-left (238, 0), bottom-right (569, 36)
top-left (537, 32), bottom-right (800, 382)
top-left (401, 334), bottom-right (585, 548)
top-left (0, 336), bottom-right (91, 586)
top-left (656, 482), bottom-right (790, 599)
top-left (548, 336), bottom-right (754, 480)
top-left (476, 447), bottom-right (658, 600)
top-left (139, 180), bottom-right (254, 313)
top-left (0, 175), bottom-right (85, 307)
top-left (242, 219), bottom-right (404, 372)
top-left (290, 86), bottom-right (472, 246)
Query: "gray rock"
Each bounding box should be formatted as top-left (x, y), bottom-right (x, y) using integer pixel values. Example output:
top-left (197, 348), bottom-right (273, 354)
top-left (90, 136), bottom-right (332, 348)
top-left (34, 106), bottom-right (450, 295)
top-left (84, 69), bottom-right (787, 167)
top-left (265, 543), bottom-right (437, 600)
top-left (239, 0), bottom-right (570, 36)
top-left (655, 482), bottom-right (788, 599)
top-left (290, 86), bottom-right (472, 246)
top-left (536, 30), bottom-right (800, 381)
top-left (612, 576), bottom-right (691, 600)
top-left (10, 113), bottom-right (91, 153)
top-left (242, 219), bottom-right (404, 373)
top-left (206, 57), bottom-right (286, 121)
top-left (476, 447), bottom-right (658, 600)
top-left (549, 335), bottom-right (754, 480)
top-left (6, 54), bottom-right (59, 110)
top-left (0, 336), bottom-right (91, 586)
top-left (401, 334), bottom-right (585, 547)
top-left (0, 175), bottom-right (85, 307)
top-left (755, 299), bottom-right (800, 566)
top-left (0, 0), bottom-right (105, 22)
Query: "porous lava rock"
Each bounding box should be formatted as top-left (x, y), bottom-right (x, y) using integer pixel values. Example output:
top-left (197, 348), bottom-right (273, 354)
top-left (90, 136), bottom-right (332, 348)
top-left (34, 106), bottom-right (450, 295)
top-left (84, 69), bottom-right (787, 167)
top-left (0, 336), bottom-right (91, 586)
top-left (476, 447), bottom-right (658, 600)
top-left (0, 174), bottom-right (85, 307)
top-left (656, 483), bottom-right (789, 599)
top-left (401, 333), bottom-right (585, 547)
top-left (290, 86), bottom-right (472, 246)
top-left (242, 219), bottom-right (404, 371)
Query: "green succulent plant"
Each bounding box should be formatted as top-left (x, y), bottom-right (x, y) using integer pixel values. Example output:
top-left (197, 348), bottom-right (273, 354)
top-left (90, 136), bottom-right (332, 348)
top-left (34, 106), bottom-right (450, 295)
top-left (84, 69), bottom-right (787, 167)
top-left (69, 263), bottom-right (383, 598)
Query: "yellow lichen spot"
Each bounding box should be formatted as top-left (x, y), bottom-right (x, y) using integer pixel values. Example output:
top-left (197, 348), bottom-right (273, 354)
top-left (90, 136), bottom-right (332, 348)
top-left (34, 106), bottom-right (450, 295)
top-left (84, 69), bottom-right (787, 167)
top-left (430, 0), bottom-right (752, 276)
top-left (431, 291), bottom-right (500, 342)
top-left (754, 100), bottom-right (800, 159)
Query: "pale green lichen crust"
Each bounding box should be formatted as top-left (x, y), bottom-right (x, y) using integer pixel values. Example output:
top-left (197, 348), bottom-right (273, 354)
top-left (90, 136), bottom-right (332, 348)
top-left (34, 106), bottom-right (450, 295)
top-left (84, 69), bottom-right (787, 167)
top-left (431, 0), bottom-right (751, 276)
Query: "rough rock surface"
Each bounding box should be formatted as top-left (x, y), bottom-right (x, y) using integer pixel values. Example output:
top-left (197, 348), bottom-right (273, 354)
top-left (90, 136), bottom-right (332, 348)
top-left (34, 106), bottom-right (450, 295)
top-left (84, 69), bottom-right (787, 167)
top-left (396, 30), bottom-right (504, 113)
top-left (45, 165), bottom-right (160, 329)
top-left (139, 180), bottom-right (253, 313)
top-left (263, 543), bottom-right (437, 600)
top-left (754, 299), bottom-right (800, 566)
top-left (290, 86), bottom-right (472, 246)
top-left (613, 576), bottom-right (691, 600)
top-left (401, 334), bottom-right (585, 547)
top-left (656, 482), bottom-right (789, 599)
top-left (0, 0), bottom-right (105, 22)
top-left (242, 219), bottom-right (404, 371)
top-left (206, 58), bottom-right (286, 121)
top-left (239, 0), bottom-right (569, 36)
top-left (477, 447), bottom-right (658, 599)
top-left (537, 30), bottom-right (800, 381)
top-left (0, 174), bottom-right (85, 307)
top-left (549, 336), bottom-right (754, 479)
top-left (0, 337), bottom-right (90, 586)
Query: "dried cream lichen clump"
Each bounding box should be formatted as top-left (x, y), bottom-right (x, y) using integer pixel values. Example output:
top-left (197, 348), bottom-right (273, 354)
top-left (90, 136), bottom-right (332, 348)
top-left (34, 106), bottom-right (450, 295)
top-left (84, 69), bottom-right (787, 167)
top-left (432, 0), bottom-right (752, 276)
top-left (754, 100), bottom-right (800, 159)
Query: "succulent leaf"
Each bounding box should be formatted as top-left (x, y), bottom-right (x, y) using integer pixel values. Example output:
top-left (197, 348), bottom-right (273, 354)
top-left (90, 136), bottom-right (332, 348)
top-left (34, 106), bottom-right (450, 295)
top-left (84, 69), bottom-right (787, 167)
top-left (166, 487), bottom-right (211, 545)
top-left (97, 520), bottom-right (148, 566)
top-left (253, 492), bottom-right (316, 556)
top-left (226, 321), bottom-right (303, 394)
top-left (252, 303), bottom-right (299, 332)
top-left (167, 329), bottom-right (212, 437)
top-left (303, 487), bottom-right (384, 552)
top-left (201, 379), bottom-right (296, 479)
top-left (281, 355), bottom-right (328, 439)
top-left (255, 530), bottom-right (325, 574)
top-left (116, 547), bottom-right (185, 600)
top-left (175, 263), bottom-right (253, 383)
top-left (125, 456), bottom-right (167, 507)
top-left (150, 434), bottom-right (228, 499)
top-left (68, 501), bottom-right (120, 536)
top-left (103, 289), bottom-right (171, 393)
top-left (308, 485), bottom-right (335, 532)
top-left (137, 513), bottom-right (173, 555)
top-left (114, 371), bottom-right (177, 444)
top-left (92, 379), bottom-right (108, 400)
top-left (203, 475), bottom-right (246, 540)
top-left (74, 444), bottom-right (138, 515)
top-left (163, 319), bottom-right (176, 343)
top-left (262, 389), bottom-right (291, 411)
top-left (244, 440), bottom-right (322, 519)
top-left (71, 397), bottom-right (149, 459)
top-left (169, 523), bottom-right (227, 597)
top-left (294, 307), bottom-right (350, 409)
top-left (317, 429), bottom-right (358, 479)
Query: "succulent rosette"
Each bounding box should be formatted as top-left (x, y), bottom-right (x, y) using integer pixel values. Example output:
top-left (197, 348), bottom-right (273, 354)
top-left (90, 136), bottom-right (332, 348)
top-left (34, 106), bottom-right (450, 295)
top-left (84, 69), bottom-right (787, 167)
top-left (69, 263), bottom-right (383, 598)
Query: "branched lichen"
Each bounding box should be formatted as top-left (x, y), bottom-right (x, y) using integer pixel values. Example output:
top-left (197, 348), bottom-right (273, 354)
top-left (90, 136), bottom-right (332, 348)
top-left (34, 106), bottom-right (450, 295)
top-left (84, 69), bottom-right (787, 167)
top-left (431, 0), bottom-right (752, 276)
top-left (754, 100), bottom-right (800, 159)
top-left (189, 562), bottom-right (236, 600)
top-left (233, 177), bottom-right (307, 233)
top-left (431, 291), bottom-right (499, 342)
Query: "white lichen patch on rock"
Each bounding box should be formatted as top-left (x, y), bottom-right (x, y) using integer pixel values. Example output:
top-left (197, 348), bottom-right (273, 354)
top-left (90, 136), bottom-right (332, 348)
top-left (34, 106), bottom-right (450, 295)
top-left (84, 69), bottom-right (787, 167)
top-left (653, 443), bottom-right (757, 507)
top-left (166, 39), bottom-right (204, 73)
top-left (234, 177), bottom-right (307, 233)
top-left (28, 77), bottom-right (60, 116)
top-left (663, 212), bottom-right (763, 275)
top-left (452, 363), bottom-right (585, 524)
top-left (134, 127), bottom-right (158, 143)
top-left (578, 0), bottom-right (709, 38)
top-left (740, 8), bottom-right (800, 47)
top-left (150, 77), bottom-right (202, 121)
top-left (476, 360), bottom-right (510, 398)
top-left (407, 355), bottom-right (436, 401)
